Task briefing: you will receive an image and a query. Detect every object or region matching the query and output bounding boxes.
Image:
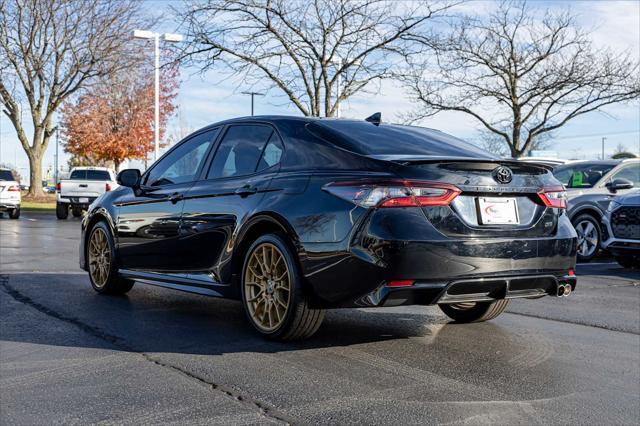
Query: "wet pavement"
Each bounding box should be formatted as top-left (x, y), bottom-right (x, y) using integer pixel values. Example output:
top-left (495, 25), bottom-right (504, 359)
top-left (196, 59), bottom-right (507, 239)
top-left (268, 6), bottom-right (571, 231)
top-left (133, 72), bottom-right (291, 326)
top-left (1, 212), bottom-right (639, 424)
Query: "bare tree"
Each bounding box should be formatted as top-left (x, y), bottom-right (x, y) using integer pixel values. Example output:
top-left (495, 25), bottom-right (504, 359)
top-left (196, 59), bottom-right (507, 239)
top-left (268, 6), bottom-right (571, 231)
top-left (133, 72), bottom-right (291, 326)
top-left (178, 0), bottom-right (454, 117)
top-left (0, 0), bottom-right (148, 197)
top-left (403, 1), bottom-right (640, 158)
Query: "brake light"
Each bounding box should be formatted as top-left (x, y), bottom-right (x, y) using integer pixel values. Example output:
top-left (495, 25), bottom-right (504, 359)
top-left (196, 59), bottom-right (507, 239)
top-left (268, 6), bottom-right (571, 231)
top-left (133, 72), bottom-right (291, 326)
top-left (538, 186), bottom-right (567, 209)
top-left (7, 185), bottom-right (20, 192)
top-left (324, 181), bottom-right (461, 208)
top-left (56, 182), bottom-right (61, 192)
top-left (105, 183), bottom-right (111, 192)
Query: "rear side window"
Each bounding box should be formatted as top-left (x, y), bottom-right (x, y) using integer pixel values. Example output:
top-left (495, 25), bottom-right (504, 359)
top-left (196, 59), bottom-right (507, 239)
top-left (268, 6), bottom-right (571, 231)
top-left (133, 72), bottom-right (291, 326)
top-left (307, 121), bottom-right (495, 158)
top-left (0, 170), bottom-right (15, 181)
top-left (553, 163), bottom-right (617, 188)
top-left (207, 125), bottom-right (274, 179)
top-left (69, 170), bottom-right (111, 180)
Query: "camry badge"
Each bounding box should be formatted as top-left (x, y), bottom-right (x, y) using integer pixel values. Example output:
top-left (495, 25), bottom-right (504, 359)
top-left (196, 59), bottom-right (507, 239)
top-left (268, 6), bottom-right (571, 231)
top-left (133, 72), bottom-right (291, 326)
top-left (493, 166), bottom-right (513, 184)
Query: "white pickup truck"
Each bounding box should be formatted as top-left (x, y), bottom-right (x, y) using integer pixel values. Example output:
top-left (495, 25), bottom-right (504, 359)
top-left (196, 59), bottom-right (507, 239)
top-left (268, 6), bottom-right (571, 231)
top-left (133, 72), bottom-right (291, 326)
top-left (56, 167), bottom-right (118, 219)
top-left (0, 167), bottom-right (21, 219)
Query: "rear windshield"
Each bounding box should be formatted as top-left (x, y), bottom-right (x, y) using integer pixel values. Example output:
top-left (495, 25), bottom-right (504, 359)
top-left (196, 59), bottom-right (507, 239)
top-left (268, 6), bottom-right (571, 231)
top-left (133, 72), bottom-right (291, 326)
top-left (307, 121), bottom-right (495, 158)
top-left (70, 169), bottom-right (111, 180)
top-left (0, 170), bottom-right (15, 181)
top-left (553, 163), bottom-right (617, 188)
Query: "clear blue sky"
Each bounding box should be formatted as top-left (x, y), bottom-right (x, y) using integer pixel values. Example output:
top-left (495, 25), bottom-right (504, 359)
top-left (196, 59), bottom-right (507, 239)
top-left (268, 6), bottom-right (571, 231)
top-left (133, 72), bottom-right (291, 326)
top-left (1, 0), bottom-right (638, 181)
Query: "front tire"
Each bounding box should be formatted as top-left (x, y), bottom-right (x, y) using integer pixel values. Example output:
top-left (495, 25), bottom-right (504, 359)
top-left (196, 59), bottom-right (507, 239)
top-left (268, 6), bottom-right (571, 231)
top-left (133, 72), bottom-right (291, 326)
top-left (56, 202), bottom-right (69, 219)
top-left (241, 234), bottom-right (325, 341)
top-left (572, 214), bottom-right (600, 262)
top-left (439, 299), bottom-right (509, 323)
top-left (87, 221), bottom-right (134, 295)
top-left (8, 207), bottom-right (20, 219)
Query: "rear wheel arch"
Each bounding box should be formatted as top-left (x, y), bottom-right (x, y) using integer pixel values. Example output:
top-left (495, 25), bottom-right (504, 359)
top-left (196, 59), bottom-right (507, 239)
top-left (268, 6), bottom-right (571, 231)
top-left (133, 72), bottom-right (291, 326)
top-left (232, 214), bottom-right (302, 287)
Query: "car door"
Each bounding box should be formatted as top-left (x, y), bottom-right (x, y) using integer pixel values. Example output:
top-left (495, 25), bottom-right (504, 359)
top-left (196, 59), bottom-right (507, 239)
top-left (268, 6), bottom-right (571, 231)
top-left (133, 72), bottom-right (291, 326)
top-left (115, 129), bottom-right (219, 272)
top-left (180, 124), bottom-right (285, 283)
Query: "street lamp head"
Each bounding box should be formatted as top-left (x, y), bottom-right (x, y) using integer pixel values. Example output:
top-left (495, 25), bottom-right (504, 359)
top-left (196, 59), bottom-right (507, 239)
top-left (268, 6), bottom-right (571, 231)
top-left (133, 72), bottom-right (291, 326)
top-left (163, 33), bottom-right (184, 43)
top-left (133, 29), bottom-right (155, 39)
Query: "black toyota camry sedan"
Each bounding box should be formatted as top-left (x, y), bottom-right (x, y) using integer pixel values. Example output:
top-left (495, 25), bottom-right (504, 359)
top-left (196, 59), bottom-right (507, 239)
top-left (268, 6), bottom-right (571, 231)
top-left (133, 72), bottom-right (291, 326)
top-left (80, 115), bottom-right (577, 340)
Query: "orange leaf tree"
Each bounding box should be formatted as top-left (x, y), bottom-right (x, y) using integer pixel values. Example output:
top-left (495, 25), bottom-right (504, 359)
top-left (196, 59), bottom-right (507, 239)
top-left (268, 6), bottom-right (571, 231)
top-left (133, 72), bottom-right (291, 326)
top-left (62, 63), bottom-right (178, 170)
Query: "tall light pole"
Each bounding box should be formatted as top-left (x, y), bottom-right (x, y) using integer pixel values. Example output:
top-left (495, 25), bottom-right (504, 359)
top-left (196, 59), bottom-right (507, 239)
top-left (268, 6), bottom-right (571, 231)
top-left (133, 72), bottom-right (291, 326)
top-left (601, 137), bottom-right (607, 160)
top-left (54, 128), bottom-right (59, 184)
top-left (133, 30), bottom-right (183, 163)
top-left (241, 91), bottom-right (265, 116)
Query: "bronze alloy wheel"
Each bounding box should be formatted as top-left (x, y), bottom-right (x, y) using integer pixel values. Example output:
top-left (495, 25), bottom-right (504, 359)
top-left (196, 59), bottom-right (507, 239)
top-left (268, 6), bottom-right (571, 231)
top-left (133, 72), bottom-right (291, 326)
top-left (244, 242), bottom-right (291, 332)
top-left (449, 302), bottom-right (477, 310)
top-left (88, 227), bottom-right (111, 288)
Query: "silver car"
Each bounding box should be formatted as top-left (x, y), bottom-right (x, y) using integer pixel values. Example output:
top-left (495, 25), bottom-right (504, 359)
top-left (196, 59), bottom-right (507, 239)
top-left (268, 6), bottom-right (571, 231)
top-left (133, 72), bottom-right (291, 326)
top-left (552, 159), bottom-right (639, 261)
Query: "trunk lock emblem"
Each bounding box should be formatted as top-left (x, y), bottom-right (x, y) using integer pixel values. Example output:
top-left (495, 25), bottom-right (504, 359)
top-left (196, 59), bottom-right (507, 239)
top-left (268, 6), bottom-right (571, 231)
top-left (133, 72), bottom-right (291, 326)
top-left (493, 166), bottom-right (513, 184)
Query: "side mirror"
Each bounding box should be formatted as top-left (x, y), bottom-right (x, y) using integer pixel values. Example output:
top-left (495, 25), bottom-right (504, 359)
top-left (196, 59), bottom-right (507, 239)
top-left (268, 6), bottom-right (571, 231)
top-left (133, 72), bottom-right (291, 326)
top-left (605, 178), bottom-right (633, 193)
top-left (117, 169), bottom-right (141, 188)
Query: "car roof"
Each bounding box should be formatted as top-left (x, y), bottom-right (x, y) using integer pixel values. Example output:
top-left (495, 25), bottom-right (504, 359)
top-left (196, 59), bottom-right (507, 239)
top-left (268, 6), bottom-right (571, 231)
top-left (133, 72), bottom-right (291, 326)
top-left (196, 115), bottom-right (446, 134)
top-left (559, 160), bottom-right (621, 166)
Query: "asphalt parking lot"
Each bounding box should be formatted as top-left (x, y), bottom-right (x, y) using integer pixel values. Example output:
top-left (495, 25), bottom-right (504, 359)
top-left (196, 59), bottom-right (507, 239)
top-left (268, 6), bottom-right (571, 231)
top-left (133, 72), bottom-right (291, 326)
top-left (1, 212), bottom-right (639, 425)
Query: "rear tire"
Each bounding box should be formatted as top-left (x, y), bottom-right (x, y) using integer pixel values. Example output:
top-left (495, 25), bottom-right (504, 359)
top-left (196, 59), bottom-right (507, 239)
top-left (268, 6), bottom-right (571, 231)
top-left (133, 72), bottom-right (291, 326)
top-left (572, 214), bottom-right (600, 262)
top-left (8, 207), bottom-right (20, 219)
top-left (241, 234), bottom-right (325, 341)
top-left (56, 202), bottom-right (68, 219)
top-left (72, 207), bottom-right (83, 217)
top-left (439, 299), bottom-right (509, 323)
top-left (86, 221), bottom-right (134, 295)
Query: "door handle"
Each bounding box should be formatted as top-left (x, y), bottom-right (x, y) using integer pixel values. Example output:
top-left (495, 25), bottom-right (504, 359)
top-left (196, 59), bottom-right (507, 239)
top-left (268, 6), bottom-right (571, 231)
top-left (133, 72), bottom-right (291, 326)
top-left (168, 192), bottom-right (184, 204)
top-left (234, 185), bottom-right (258, 197)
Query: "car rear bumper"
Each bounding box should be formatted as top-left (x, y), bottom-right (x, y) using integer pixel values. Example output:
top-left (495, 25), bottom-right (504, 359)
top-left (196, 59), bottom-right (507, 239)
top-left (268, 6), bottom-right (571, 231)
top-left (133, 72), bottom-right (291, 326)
top-left (358, 273), bottom-right (577, 307)
top-left (301, 208), bottom-right (577, 308)
top-left (0, 202), bottom-right (20, 211)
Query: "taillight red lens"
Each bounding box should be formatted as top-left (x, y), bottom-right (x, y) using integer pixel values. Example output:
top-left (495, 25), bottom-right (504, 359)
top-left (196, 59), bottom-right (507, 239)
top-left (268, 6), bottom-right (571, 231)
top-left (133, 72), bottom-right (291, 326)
top-left (56, 182), bottom-right (61, 192)
top-left (324, 181), bottom-right (461, 208)
top-left (387, 280), bottom-right (415, 287)
top-left (537, 186), bottom-right (567, 209)
top-left (105, 183), bottom-right (111, 192)
top-left (7, 185), bottom-right (20, 192)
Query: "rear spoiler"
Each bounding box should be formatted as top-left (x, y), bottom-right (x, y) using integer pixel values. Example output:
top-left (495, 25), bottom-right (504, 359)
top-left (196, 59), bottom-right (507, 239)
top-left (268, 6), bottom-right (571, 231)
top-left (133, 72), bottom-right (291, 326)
top-left (367, 155), bottom-right (554, 172)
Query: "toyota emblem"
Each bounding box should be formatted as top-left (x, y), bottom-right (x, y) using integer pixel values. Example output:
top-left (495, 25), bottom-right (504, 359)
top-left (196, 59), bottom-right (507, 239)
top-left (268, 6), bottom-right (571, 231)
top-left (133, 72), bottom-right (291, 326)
top-left (493, 166), bottom-right (513, 184)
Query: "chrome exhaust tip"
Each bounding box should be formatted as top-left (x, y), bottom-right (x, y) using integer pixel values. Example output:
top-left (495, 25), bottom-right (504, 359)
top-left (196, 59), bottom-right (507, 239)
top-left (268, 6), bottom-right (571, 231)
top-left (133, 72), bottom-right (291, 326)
top-left (557, 283), bottom-right (572, 297)
top-left (564, 284), bottom-right (572, 297)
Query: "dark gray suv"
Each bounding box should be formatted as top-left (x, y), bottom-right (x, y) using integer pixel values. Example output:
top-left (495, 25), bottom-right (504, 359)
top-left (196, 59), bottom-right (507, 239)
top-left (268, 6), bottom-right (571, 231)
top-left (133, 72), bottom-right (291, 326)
top-left (553, 159), bottom-right (639, 261)
top-left (601, 190), bottom-right (640, 268)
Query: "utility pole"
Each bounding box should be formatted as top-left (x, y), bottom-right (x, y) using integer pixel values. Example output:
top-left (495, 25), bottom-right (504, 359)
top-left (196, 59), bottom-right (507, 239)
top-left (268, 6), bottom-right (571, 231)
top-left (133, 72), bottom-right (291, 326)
top-left (241, 91), bottom-right (265, 116)
top-left (602, 137), bottom-right (607, 160)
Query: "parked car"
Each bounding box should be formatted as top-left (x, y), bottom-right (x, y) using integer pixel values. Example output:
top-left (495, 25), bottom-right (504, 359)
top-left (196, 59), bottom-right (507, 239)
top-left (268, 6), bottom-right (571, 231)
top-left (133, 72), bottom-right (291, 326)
top-left (0, 168), bottom-right (21, 219)
top-left (601, 190), bottom-right (640, 269)
top-left (80, 115), bottom-right (577, 341)
top-left (552, 159), bottom-right (639, 262)
top-left (56, 167), bottom-right (118, 219)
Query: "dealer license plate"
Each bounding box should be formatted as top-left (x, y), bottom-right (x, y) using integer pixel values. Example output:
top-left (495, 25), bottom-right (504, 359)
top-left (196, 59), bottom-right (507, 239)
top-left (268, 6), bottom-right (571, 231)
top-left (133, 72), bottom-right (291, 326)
top-left (477, 197), bottom-right (519, 225)
top-left (79, 197), bottom-right (89, 203)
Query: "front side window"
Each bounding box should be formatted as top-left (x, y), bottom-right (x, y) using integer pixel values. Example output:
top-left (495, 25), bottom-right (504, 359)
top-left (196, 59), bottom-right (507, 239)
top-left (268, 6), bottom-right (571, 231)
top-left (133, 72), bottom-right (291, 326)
top-left (207, 125), bottom-right (274, 179)
top-left (611, 164), bottom-right (640, 186)
top-left (145, 129), bottom-right (218, 187)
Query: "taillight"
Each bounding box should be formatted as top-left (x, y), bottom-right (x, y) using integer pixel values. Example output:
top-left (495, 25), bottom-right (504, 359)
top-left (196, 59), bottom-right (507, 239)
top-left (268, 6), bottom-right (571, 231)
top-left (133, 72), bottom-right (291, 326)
top-left (56, 182), bottom-right (61, 192)
top-left (537, 186), bottom-right (567, 209)
top-left (323, 180), bottom-right (461, 208)
top-left (105, 183), bottom-right (111, 192)
top-left (7, 185), bottom-right (20, 192)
